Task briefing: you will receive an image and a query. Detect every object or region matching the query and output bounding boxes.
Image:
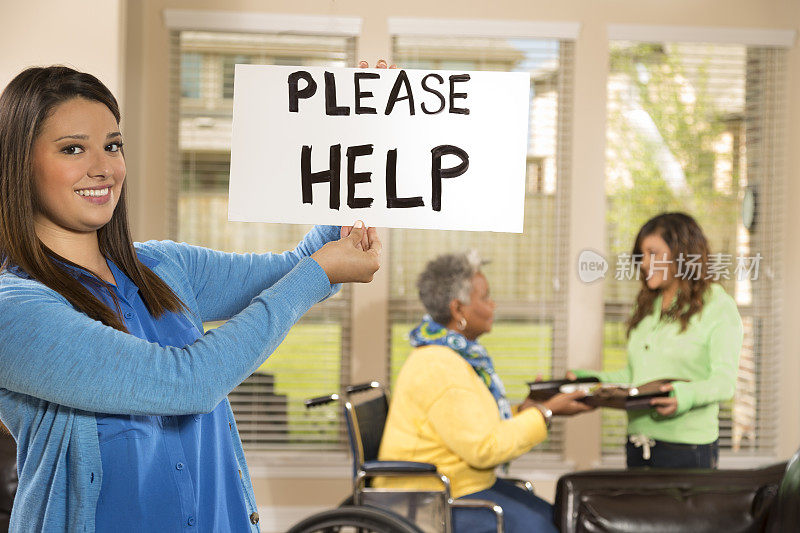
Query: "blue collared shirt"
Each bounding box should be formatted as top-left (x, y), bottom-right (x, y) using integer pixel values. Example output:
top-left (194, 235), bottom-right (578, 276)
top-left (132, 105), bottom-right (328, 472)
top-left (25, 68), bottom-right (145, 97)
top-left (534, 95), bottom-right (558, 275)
top-left (71, 258), bottom-right (251, 531)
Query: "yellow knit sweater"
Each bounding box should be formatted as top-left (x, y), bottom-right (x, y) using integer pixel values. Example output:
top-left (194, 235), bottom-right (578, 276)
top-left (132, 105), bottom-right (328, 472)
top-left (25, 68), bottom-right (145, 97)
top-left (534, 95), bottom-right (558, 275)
top-left (375, 345), bottom-right (547, 498)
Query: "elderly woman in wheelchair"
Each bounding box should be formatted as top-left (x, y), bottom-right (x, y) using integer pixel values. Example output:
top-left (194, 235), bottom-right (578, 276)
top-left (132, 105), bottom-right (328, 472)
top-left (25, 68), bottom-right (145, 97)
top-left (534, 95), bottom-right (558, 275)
top-left (373, 251), bottom-right (592, 533)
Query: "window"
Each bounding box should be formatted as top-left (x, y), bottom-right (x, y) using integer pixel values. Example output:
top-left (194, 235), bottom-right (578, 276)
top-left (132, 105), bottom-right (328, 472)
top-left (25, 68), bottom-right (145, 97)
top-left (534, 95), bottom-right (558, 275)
top-left (603, 41), bottom-right (786, 459)
top-left (170, 30), bottom-right (356, 451)
top-left (180, 52), bottom-right (202, 99)
top-left (387, 35), bottom-right (574, 459)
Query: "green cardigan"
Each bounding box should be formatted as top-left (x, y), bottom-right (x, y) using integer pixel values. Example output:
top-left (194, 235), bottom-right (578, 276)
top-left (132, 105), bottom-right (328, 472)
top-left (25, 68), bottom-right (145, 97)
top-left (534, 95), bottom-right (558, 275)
top-left (573, 283), bottom-right (743, 445)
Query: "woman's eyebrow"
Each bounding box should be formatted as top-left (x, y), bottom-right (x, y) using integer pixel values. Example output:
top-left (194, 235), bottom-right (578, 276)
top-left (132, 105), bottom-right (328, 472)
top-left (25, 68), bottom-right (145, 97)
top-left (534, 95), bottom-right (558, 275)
top-left (52, 132), bottom-right (121, 142)
top-left (53, 134), bottom-right (88, 142)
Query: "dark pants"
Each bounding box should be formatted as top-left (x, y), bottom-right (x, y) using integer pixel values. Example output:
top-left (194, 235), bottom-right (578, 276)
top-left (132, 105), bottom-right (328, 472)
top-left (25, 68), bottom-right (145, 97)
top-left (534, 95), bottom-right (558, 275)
top-left (453, 478), bottom-right (557, 533)
top-left (626, 438), bottom-right (719, 469)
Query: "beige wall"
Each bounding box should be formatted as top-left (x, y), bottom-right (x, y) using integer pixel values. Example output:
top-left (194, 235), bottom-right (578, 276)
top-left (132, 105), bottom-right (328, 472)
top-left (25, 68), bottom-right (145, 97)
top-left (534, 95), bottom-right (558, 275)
top-left (2, 0), bottom-right (798, 530)
top-left (0, 0), bottom-right (124, 100)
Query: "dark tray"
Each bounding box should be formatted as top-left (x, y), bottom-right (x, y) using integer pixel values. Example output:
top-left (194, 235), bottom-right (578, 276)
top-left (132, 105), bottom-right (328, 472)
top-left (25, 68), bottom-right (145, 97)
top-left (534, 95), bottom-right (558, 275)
top-left (527, 378), bottom-right (676, 410)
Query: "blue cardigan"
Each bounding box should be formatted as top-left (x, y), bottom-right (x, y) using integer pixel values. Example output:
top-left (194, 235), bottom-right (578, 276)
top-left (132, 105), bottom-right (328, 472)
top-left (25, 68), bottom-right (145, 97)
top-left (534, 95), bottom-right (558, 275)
top-left (0, 225), bottom-right (339, 532)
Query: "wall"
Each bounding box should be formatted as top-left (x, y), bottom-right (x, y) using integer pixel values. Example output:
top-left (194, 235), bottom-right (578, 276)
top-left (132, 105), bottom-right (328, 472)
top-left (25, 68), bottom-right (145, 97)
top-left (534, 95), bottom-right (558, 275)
top-left (0, 0), bottom-right (124, 104)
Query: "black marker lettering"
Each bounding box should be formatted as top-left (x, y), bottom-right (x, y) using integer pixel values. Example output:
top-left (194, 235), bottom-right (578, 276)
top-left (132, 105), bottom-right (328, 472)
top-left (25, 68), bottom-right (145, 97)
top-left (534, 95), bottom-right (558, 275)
top-left (431, 145), bottom-right (469, 212)
top-left (324, 71), bottom-right (350, 116)
top-left (386, 149), bottom-right (424, 208)
top-left (288, 71), bottom-right (317, 112)
top-left (354, 72), bottom-right (379, 115)
top-left (385, 70), bottom-right (416, 116)
top-left (448, 74), bottom-right (470, 115)
top-left (301, 144), bottom-right (341, 210)
top-left (421, 74), bottom-right (446, 115)
top-left (346, 144), bottom-right (374, 209)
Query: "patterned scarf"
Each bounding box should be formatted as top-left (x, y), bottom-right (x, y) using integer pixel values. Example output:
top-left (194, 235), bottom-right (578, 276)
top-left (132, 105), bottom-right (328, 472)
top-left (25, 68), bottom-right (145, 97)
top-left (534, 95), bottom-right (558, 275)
top-left (409, 315), bottom-right (512, 420)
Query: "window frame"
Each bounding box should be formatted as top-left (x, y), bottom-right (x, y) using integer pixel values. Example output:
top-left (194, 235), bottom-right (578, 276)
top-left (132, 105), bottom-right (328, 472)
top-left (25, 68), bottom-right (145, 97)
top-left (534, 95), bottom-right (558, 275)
top-left (600, 30), bottom-right (789, 467)
top-left (385, 22), bottom-right (578, 463)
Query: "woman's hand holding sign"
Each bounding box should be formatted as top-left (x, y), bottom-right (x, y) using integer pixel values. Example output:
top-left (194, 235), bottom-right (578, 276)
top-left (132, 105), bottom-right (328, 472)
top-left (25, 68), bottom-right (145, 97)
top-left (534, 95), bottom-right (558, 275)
top-left (312, 59), bottom-right (390, 280)
top-left (313, 221), bottom-right (381, 283)
top-left (359, 59), bottom-right (397, 69)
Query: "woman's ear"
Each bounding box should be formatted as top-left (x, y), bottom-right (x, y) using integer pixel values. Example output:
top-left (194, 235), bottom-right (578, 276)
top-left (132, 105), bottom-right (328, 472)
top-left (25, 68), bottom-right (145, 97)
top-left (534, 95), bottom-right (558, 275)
top-left (448, 298), bottom-right (462, 322)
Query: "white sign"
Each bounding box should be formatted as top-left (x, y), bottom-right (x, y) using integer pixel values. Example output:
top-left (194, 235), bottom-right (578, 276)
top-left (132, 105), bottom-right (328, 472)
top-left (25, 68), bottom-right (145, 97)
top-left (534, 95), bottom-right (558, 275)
top-left (229, 65), bottom-right (530, 232)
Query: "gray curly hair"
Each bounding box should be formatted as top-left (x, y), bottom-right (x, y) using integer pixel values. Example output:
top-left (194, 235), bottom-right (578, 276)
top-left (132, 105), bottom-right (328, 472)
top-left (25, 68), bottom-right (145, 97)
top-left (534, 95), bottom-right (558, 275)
top-left (417, 250), bottom-right (486, 326)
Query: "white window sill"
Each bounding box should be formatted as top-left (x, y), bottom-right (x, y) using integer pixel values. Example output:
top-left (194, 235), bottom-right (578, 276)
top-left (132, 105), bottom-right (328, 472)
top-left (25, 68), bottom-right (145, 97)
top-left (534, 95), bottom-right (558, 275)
top-left (504, 455), bottom-right (577, 480)
top-left (245, 450), bottom-right (351, 479)
top-left (245, 449), bottom-right (579, 482)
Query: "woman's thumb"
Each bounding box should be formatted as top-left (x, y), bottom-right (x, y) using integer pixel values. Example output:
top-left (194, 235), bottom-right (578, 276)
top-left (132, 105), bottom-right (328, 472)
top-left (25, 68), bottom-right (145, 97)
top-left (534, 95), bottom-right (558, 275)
top-left (346, 220), bottom-right (365, 244)
top-left (566, 390), bottom-right (587, 400)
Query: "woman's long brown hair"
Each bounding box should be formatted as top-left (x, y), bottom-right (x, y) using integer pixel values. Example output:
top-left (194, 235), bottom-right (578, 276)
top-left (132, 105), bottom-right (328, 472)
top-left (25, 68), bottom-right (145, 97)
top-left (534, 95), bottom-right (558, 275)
top-left (0, 66), bottom-right (185, 331)
top-left (627, 212), bottom-right (712, 336)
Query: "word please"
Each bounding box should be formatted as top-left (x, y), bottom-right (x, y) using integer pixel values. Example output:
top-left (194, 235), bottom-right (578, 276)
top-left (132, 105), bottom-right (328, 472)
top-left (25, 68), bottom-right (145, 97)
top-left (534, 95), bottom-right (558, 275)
top-left (302, 144), bottom-right (469, 211)
top-left (288, 70), bottom-right (471, 116)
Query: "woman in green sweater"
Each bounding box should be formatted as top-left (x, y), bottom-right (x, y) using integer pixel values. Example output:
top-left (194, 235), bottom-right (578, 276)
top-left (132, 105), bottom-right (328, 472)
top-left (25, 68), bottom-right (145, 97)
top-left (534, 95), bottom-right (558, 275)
top-left (570, 212), bottom-right (743, 468)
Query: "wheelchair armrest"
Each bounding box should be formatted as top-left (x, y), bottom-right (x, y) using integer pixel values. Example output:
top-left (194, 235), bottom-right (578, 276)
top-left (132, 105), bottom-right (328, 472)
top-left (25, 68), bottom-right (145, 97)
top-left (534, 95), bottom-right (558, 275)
top-left (451, 499), bottom-right (505, 533)
top-left (355, 461), bottom-right (449, 507)
top-left (500, 476), bottom-right (535, 494)
top-left (361, 460), bottom-right (438, 475)
top-left (346, 382), bottom-right (382, 395)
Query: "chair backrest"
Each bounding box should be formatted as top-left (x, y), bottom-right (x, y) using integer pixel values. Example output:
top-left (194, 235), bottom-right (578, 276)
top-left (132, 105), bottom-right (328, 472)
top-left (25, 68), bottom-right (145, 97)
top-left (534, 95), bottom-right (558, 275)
top-left (353, 395), bottom-right (389, 462)
top-left (766, 446), bottom-right (800, 532)
top-left (0, 428), bottom-right (17, 533)
top-left (343, 384), bottom-right (389, 480)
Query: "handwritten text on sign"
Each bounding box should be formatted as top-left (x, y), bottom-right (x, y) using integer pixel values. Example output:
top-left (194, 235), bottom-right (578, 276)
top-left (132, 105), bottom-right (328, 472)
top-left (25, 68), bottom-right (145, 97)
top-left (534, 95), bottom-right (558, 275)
top-left (229, 65), bottom-right (530, 232)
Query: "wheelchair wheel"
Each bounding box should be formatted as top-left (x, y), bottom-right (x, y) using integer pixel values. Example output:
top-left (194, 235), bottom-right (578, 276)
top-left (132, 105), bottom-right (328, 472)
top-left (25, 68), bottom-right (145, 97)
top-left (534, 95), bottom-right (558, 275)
top-left (286, 504), bottom-right (424, 533)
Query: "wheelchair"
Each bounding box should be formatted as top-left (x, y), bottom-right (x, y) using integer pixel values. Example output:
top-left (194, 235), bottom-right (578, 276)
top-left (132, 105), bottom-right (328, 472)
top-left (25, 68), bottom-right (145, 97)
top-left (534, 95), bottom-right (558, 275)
top-left (287, 382), bottom-right (535, 533)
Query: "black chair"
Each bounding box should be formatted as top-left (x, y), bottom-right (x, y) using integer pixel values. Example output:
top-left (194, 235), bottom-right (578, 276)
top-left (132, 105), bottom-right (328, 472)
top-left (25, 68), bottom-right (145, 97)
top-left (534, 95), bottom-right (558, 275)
top-left (553, 446), bottom-right (800, 533)
top-left (0, 426), bottom-right (17, 533)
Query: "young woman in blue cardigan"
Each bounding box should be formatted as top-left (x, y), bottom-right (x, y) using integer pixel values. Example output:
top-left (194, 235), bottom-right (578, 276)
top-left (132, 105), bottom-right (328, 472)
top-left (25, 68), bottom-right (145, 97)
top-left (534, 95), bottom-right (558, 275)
top-left (0, 66), bottom-right (381, 532)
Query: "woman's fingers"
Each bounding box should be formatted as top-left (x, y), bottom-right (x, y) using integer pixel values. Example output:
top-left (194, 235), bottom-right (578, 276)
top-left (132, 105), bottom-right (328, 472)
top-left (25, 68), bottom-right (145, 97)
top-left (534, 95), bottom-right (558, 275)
top-left (649, 397), bottom-right (672, 406)
top-left (312, 222), bottom-right (381, 283)
top-left (347, 220), bottom-right (365, 245)
top-left (347, 221), bottom-right (368, 250)
top-left (358, 59), bottom-right (397, 69)
top-left (366, 226), bottom-right (382, 255)
top-left (543, 390), bottom-right (593, 416)
top-left (339, 222), bottom-right (373, 250)
top-left (650, 396), bottom-right (677, 415)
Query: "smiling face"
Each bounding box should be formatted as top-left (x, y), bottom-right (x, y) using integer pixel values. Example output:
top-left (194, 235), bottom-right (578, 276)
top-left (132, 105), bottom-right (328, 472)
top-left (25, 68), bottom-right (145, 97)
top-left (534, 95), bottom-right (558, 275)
top-left (639, 232), bottom-right (676, 291)
top-left (31, 97), bottom-right (125, 238)
top-left (460, 272), bottom-right (496, 340)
